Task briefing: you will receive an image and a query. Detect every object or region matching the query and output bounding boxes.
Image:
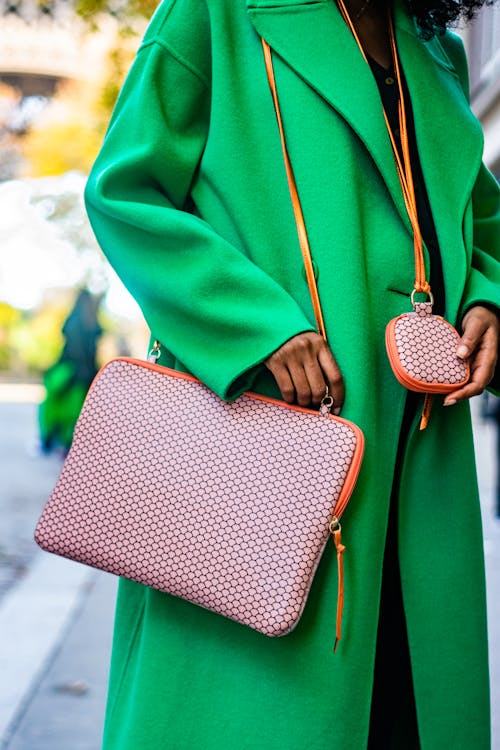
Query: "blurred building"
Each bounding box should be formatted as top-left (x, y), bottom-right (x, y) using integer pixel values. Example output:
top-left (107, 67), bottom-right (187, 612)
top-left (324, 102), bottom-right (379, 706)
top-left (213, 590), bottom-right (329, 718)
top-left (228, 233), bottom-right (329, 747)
top-left (462, 4), bottom-right (500, 177)
top-left (0, 0), bottom-right (114, 98)
top-left (0, 0), bottom-right (137, 180)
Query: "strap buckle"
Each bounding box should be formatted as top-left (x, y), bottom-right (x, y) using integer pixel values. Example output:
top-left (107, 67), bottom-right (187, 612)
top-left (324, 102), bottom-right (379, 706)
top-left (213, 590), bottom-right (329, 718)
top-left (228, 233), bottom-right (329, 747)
top-left (410, 288), bottom-right (434, 309)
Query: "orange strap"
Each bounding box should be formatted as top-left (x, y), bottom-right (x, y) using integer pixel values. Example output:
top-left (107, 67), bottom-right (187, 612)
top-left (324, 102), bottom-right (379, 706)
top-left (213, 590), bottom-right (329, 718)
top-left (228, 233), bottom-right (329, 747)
top-left (262, 39), bottom-right (347, 650)
top-left (261, 39), bottom-right (328, 341)
top-left (335, 0), bottom-right (431, 297)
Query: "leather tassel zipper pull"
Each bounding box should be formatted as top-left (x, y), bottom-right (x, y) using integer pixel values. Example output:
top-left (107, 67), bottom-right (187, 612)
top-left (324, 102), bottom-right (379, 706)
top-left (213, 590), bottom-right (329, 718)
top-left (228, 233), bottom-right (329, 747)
top-left (420, 393), bottom-right (433, 430)
top-left (330, 517), bottom-right (346, 653)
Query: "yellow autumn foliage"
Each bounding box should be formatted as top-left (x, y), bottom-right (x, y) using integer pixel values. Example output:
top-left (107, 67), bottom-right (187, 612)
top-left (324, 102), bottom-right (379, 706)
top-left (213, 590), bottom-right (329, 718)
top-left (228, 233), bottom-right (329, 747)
top-left (23, 121), bottom-right (105, 177)
top-left (21, 39), bottom-right (138, 177)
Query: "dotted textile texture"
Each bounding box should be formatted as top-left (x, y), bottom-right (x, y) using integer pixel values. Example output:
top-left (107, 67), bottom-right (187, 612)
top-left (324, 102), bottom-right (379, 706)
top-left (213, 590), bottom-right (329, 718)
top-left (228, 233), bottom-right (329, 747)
top-left (394, 302), bottom-right (468, 385)
top-left (35, 358), bottom-right (360, 637)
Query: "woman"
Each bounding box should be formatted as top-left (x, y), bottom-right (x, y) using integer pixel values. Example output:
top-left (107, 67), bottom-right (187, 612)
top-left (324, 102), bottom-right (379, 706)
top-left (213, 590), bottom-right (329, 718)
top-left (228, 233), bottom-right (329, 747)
top-left (84, 0), bottom-right (500, 745)
top-left (39, 289), bottom-right (103, 455)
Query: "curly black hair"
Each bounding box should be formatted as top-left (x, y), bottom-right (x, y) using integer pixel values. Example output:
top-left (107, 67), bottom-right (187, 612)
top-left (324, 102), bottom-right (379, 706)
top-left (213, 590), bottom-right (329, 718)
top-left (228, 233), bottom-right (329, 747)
top-left (407, 0), bottom-right (496, 38)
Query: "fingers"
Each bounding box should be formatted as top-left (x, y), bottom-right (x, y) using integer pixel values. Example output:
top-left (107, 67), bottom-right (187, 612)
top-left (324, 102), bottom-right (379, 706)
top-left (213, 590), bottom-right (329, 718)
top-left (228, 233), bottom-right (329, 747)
top-left (287, 361), bottom-right (313, 407)
top-left (445, 307), bottom-right (499, 405)
top-left (456, 310), bottom-right (489, 360)
top-left (265, 332), bottom-right (345, 411)
top-left (318, 345), bottom-right (345, 413)
top-left (444, 325), bottom-right (498, 405)
top-left (267, 361), bottom-right (296, 405)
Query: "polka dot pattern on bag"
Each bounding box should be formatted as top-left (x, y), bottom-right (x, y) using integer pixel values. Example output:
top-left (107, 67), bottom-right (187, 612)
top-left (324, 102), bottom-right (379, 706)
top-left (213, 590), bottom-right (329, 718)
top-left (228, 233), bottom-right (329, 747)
top-left (394, 302), bottom-right (468, 385)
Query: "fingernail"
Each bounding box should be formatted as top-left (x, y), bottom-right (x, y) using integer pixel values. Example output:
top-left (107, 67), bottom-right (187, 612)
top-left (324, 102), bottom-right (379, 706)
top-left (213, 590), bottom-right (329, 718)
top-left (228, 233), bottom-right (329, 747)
top-left (444, 399), bottom-right (457, 407)
top-left (333, 407), bottom-right (341, 416)
top-left (457, 345), bottom-right (468, 358)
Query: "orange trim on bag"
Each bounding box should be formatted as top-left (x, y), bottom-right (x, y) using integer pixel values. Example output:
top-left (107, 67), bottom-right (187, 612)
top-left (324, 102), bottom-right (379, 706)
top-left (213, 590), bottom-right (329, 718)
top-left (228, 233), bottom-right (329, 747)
top-left (333, 428), bottom-right (364, 519)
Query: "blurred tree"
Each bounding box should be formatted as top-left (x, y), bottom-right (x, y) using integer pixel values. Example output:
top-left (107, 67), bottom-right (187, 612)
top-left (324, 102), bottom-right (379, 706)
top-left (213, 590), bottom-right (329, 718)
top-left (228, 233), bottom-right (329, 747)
top-left (23, 120), bottom-right (104, 177)
top-left (0, 82), bottom-right (26, 179)
top-left (0, 302), bottom-right (22, 371)
top-left (74, 0), bottom-right (157, 31)
top-left (0, 296), bottom-right (67, 377)
top-left (21, 71), bottom-right (111, 176)
top-left (22, 1), bottom-right (156, 176)
top-left (98, 44), bottom-right (139, 121)
top-left (14, 297), bottom-right (68, 374)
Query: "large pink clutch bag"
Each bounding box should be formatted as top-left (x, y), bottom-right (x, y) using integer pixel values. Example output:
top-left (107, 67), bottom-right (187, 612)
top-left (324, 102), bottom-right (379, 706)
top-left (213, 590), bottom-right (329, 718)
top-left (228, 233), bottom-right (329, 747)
top-left (35, 357), bottom-right (364, 647)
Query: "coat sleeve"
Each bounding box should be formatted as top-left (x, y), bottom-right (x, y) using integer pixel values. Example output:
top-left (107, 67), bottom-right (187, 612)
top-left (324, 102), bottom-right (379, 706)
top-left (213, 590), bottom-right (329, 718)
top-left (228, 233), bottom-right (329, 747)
top-left (440, 32), bottom-right (500, 393)
top-left (84, 5), bottom-right (315, 401)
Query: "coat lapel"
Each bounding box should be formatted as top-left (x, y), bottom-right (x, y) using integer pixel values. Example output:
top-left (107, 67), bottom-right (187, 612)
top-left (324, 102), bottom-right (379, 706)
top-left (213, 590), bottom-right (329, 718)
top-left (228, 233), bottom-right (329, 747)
top-left (246, 0), bottom-right (412, 231)
top-left (247, 0), bottom-right (484, 317)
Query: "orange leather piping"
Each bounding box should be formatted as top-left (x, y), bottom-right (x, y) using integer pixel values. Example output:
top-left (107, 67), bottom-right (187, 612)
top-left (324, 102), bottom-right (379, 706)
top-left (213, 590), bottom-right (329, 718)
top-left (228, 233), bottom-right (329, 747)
top-left (261, 38), bottom-right (327, 342)
top-left (385, 318), bottom-right (470, 393)
top-left (335, 0), bottom-right (430, 298)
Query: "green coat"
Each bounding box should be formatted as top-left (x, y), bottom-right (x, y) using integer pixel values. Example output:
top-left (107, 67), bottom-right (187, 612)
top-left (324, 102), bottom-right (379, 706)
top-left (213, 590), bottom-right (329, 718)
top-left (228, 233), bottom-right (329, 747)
top-left (84, 0), bottom-right (500, 745)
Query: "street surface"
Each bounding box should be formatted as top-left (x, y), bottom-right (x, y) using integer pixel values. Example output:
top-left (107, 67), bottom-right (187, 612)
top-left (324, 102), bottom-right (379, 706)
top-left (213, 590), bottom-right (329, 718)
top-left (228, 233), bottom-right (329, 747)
top-left (0, 384), bottom-right (499, 749)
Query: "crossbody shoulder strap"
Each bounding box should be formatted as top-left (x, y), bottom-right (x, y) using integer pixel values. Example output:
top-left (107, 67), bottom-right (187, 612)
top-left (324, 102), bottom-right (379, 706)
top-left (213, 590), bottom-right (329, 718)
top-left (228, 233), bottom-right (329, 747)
top-left (261, 39), bottom-right (327, 342)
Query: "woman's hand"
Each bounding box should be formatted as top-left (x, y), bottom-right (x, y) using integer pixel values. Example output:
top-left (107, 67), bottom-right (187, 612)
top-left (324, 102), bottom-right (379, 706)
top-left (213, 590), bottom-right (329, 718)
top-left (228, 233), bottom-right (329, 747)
top-left (444, 305), bottom-right (500, 406)
top-left (264, 332), bottom-right (345, 413)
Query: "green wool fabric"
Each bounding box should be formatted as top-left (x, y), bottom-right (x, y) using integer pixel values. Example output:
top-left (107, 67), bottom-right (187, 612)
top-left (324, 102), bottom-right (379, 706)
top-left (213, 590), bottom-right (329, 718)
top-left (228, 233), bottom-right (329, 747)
top-left (84, 0), bottom-right (500, 746)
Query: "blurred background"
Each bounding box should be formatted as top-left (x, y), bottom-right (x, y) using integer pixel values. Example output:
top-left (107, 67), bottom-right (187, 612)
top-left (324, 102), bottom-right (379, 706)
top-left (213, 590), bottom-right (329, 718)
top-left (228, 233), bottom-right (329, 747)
top-left (0, 1), bottom-right (499, 748)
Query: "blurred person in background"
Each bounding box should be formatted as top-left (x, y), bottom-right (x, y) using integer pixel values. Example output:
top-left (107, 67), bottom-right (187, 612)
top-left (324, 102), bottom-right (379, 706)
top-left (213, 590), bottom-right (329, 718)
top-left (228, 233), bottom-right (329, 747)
top-left (83, 0), bottom-right (500, 746)
top-left (38, 288), bottom-right (103, 456)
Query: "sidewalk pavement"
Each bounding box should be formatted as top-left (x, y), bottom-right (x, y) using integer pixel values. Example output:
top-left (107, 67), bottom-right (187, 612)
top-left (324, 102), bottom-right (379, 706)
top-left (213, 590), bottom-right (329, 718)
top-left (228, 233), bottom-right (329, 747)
top-left (2, 567), bottom-right (115, 750)
top-left (0, 386), bottom-right (499, 749)
top-left (0, 388), bottom-right (115, 750)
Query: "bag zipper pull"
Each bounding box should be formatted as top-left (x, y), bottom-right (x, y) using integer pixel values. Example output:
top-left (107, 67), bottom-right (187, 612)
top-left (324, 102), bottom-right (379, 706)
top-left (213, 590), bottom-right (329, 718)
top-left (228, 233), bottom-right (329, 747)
top-left (320, 387), bottom-right (334, 417)
top-left (329, 516), bottom-right (346, 653)
top-left (420, 393), bottom-right (433, 430)
top-left (148, 340), bottom-right (162, 363)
